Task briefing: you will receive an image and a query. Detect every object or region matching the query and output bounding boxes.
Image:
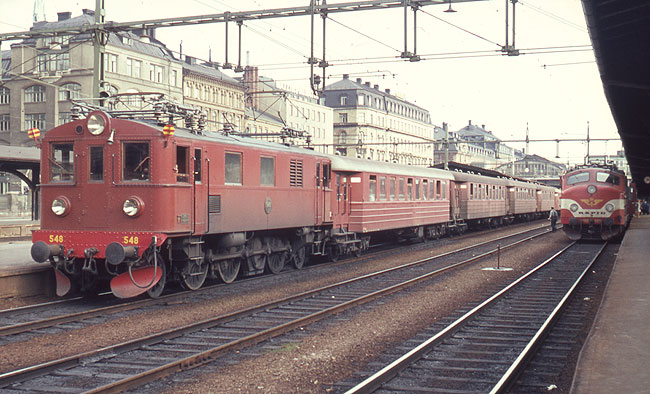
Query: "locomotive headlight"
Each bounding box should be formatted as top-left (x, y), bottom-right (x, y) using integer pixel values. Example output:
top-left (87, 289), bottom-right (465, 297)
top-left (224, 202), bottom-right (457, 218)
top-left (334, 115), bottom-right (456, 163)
top-left (122, 196), bottom-right (144, 217)
top-left (87, 114), bottom-right (106, 135)
top-left (51, 196), bottom-right (70, 216)
top-left (570, 203), bottom-right (579, 212)
top-left (587, 185), bottom-right (597, 195)
top-left (605, 203), bottom-right (615, 212)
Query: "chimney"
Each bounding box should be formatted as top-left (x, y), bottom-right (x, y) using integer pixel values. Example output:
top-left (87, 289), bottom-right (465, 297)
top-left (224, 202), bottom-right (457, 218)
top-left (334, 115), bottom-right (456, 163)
top-left (82, 9), bottom-right (95, 16)
top-left (374, 84), bottom-right (379, 90)
top-left (468, 120), bottom-right (472, 126)
top-left (482, 124), bottom-right (486, 129)
top-left (185, 56), bottom-right (197, 65)
top-left (356, 78), bottom-right (362, 83)
top-left (364, 82), bottom-right (370, 87)
top-left (244, 66), bottom-right (260, 110)
top-left (343, 74), bottom-right (349, 79)
top-left (57, 12), bottom-right (72, 21)
top-left (385, 88), bottom-right (391, 94)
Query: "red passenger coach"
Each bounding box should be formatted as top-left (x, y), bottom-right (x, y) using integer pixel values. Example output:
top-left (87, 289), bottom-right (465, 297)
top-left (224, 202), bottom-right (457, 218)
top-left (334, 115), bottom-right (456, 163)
top-left (560, 164), bottom-right (635, 241)
top-left (330, 157), bottom-right (455, 246)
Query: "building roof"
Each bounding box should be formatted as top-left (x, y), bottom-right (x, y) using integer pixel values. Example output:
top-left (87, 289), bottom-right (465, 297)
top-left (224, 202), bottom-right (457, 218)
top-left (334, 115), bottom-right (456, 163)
top-left (182, 61), bottom-right (241, 87)
top-left (325, 75), bottom-right (429, 113)
top-left (456, 122), bottom-right (500, 142)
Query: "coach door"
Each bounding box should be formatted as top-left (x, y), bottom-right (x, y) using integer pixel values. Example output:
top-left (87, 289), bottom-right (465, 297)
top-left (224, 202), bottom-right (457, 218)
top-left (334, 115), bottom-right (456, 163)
top-left (192, 148), bottom-right (207, 234)
top-left (332, 172), bottom-right (352, 229)
top-left (315, 161), bottom-right (332, 224)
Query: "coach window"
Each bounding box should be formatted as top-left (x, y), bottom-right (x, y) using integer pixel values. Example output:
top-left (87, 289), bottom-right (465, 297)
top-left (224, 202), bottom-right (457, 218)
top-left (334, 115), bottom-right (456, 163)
top-left (260, 156), bottom-right (275, 186)
top-left (316, 162), bottom-right (321, 187)
top-left (390, 177), bottom-right (396, 200)
top-left (443, 181), bottom-right (447, 199)
top-left (50, 142), bottom-right (74, 182)
top-left (399, 178), bottom-right (405, 200)
top-left (415, 180), bottom-right (420, 200)
top-left (422, 180), bottom-right (428, 200)
top-left (176, 146), bottom-right (189, 182)
top-left (596, 172), bottom-right (620, 185)
top-left (407, 178), bottom-right (413, 200)
top-left (323, 163), bottom-right (331, 188)
top-left (123, 142), bottom-right (150, 181)
top-left (225, 152), bottom-right (242, 185)
top-left (89, 146), bottom-right (103, 182)
top-left (436, 180), bottom-right (441, 199)
top-left (379, 176), bottom-right (387, 200)
top-left (369, 175), bottom-right (377, 201)
top-left (194, 149), bottom-right (202, 183)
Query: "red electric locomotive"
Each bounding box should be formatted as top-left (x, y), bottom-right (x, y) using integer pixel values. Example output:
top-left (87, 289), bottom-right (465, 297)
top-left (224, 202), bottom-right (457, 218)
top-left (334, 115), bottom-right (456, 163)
top-left (31, 99), bottom-right (337, 298)
top-left (560, 163), bottom-right (636, 241)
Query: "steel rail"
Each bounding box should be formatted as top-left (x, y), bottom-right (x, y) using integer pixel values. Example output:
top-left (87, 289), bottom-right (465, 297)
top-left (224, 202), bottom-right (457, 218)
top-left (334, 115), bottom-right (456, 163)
top-left (345, 242), bottom-right (579, 394)
top-left (0, 226), bottom-right (551, 391)
top-left (489, 242), bottom-right (608, 393)
top-left (0, 224), bottom-right (549, 339)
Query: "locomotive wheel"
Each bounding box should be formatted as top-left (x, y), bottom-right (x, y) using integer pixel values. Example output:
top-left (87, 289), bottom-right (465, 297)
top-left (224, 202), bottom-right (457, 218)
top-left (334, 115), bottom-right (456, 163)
top-left (291, 245), bottom-right (306, 270)
top-left (218, 259), bottom-right (240, 283)
top-left (247, 237), bottom-right (266, 272)
top-left (181, 259), bottom-right (209, 291)
top-left (146, 256), bottom-right (166, 298)
top-left (266, 252), bottom-right (286, 274)
top-left (328, 244), bottom-right (340, 262)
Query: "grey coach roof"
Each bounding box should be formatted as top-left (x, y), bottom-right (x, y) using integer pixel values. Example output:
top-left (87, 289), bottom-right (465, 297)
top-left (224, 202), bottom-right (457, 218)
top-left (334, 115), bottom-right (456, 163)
top-left (330, 155), bottom-right (454, 180)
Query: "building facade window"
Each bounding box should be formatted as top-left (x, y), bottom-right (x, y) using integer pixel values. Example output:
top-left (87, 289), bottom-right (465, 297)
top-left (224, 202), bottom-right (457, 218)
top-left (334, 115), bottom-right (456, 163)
top-left (0, 114), bottom-right (9, 131)
top-left (339, 113), bottom-right (348, 123)
top-left (59, 83), bottom-right (81, 101)
top-left (58, 112), bottom-right (72, 125)
top-left (25, 85), bottom-right (46, 103)
top-left (25, 113), bottom-right (46, 130)
top-left (105, 53), bottom-right (118, 73)
top-left (0, 87), bottom-right (9, 104)
top-left (37, 52), bottom-right (69, 72)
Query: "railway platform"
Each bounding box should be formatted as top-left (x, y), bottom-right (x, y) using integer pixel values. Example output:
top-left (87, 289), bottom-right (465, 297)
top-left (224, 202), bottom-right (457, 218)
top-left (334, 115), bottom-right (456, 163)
top-left (0, 219), bottom-right (51, 299)
top-left (571, 215), bottom-right (650, 393)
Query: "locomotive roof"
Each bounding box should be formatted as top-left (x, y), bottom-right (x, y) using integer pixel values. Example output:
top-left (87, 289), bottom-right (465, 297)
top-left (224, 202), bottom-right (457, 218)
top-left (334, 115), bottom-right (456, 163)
top-left (329, 155), bottom-right (455, 180)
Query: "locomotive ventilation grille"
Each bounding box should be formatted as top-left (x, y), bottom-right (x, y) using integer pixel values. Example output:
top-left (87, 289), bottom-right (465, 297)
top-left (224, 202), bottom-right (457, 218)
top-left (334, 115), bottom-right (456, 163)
top-left (208, 195), bottom-right (221, 214)
top-left (290, 159), bottom-right (303, 187)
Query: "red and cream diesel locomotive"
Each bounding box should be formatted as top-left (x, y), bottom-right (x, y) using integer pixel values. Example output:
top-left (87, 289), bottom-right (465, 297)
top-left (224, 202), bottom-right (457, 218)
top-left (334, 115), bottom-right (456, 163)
top-left (30, 99), bottom-right (558, 299)
top-left (560, 164), bottom-right (636, 241)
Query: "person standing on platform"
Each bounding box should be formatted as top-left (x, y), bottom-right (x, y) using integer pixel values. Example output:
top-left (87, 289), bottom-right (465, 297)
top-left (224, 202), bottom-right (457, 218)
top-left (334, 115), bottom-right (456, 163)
top-left (549, 207), bottom-right (559, 232)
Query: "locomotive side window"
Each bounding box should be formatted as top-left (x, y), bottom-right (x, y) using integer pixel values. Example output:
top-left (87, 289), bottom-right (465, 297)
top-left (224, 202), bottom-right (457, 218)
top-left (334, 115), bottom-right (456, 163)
top-left (260, 156), bottom-right (275, 186)
top-left (123, 142), bottom-right (150, 181)
top-left (89, 146), bottom-right (103, 181)
top-left (566, 172), bottom-right (589, 185)
top-left (50, 143), bottom-right (74, 182)
top-left (225, 152), bottom-right (242, 185)
top-left (194, 149), bottom-right (202, 183)
top-left (369, 175), bottom-right (377, 201)
top-left (176, 146), bottom-right (189, 182)
top-left (596, 172), bottom-right (620, 185)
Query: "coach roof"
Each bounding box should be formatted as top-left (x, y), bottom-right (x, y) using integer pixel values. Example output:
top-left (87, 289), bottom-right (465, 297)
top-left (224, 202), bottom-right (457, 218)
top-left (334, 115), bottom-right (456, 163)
top-left (330, 156), bottom-right (454, 180)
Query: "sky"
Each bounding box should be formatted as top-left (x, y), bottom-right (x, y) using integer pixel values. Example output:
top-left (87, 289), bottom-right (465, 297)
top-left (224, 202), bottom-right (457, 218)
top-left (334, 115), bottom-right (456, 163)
top-left (0, 0), bottom-right (622, 164)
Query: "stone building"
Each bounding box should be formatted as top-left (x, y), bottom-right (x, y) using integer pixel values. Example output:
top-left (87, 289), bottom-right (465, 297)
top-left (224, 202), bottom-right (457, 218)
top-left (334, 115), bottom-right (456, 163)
top-left (495, 154), bottom-right (566, 179)
top-left (182, 56), bottom-right (245, 133)
top-left (0, 9), bottom-right (183, 147)
top-left (243, 68), bottom-right (333, 153)
top-left (323, 75), bottom-right (435, 166)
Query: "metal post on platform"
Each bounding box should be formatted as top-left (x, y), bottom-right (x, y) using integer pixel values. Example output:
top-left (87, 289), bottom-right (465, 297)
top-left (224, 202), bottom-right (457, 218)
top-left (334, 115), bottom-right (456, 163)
top-left (497, 244), bottom-right (501, 270)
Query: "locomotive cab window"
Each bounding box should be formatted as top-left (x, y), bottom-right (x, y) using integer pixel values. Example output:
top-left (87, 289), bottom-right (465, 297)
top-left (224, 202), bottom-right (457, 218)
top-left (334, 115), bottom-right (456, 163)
top-left (89, 146), bottom-right (103, 182)
top-left (566, 172), bottom-right (589, 185)
top-left (176, 146), bottom-right (189, 182)
top-left (49, 142), bottom-right (74, 182)
top-left (260, 156), bottom-right (275, 186)
top-left (123, 142), bottom-right (150, 181)
top-left (194, 149), bottom-right (202, 183)
top-left (596, 172), bottom-right (620, 185)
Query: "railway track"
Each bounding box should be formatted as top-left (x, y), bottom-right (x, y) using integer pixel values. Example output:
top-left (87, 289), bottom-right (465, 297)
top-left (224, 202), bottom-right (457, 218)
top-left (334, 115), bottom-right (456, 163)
top-left (339, 241), bottom-right (606, 394)
top-left (0, 223), bottom-right (551, 345)
top-left (0, 225), bottom-right (554, 393)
